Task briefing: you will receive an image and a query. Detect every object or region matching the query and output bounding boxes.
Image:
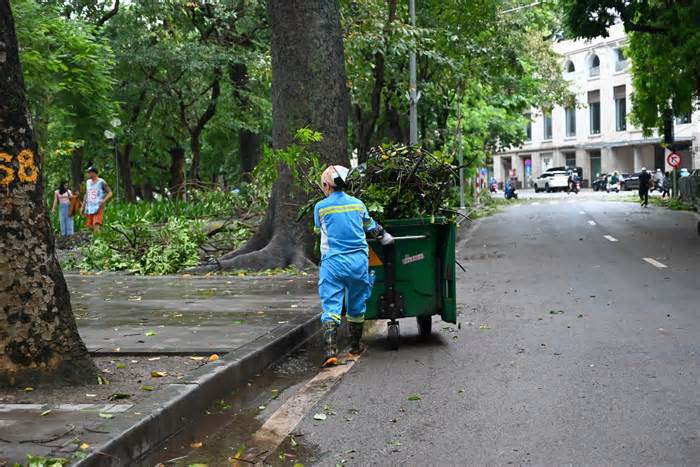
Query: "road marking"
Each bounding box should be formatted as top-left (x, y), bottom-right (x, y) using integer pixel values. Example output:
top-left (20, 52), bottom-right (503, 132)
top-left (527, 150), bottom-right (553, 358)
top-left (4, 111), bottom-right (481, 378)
top-left (568, 199), bottom-right (576, 203)
top-left (588, 220), bottom-right (596, 226)
top-left (603, 235), bottom-right (618, 242)
top-left (548, 201), bottom-right (558, 205)
top-left (250, 354), bottom-right (361, 462)
top-left (532, 202), bottom-right (540, 206)
top-left (643, 257), bottom-right (668, 268)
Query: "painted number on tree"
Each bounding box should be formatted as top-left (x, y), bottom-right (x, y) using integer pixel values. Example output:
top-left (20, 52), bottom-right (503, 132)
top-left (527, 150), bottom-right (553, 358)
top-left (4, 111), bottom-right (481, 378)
top-left (667, 152), bottom-right (682, 168)
top-left (0, 149), bottom-right (39, 186)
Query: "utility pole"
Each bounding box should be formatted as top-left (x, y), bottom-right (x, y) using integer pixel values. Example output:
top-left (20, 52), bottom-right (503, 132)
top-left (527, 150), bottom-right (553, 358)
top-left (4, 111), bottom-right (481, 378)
top-left (455, 91), bottom-right (465, 211)
top-left (408, 0), bottom-right (419, 145)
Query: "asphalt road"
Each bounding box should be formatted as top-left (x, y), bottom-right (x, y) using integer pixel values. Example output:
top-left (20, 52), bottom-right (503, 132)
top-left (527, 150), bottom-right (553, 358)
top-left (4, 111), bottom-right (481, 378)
top-left (152, 198), bottom-right (700, 465)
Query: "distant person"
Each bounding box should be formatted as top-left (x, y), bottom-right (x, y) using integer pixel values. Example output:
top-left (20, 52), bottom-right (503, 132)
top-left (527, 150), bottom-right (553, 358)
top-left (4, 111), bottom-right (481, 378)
top-left (638, 167), bottom-right (651, 207)
top-left (51, 180), bottom-right (74, 236)
top-left (81, 166), bottom-right (113, 232)
top-left (654, 168), bottom-right (664, 192)
top-left (662, 171), bottom-right (671, 198)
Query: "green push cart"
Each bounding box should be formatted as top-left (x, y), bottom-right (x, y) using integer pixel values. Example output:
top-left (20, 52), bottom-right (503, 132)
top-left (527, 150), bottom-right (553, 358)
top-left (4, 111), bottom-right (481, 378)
top-left (365, 217), bottom-right (457, 349)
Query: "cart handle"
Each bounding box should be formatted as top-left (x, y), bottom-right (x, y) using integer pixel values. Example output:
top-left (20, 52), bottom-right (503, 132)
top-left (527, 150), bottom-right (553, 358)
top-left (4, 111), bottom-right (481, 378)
top-left (368, 235), bottom-right (427, 242)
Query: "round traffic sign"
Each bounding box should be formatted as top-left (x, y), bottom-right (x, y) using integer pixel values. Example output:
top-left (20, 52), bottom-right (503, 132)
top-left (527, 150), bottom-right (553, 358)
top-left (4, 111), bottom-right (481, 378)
top-left (667, 152), bottom-right (682, 168)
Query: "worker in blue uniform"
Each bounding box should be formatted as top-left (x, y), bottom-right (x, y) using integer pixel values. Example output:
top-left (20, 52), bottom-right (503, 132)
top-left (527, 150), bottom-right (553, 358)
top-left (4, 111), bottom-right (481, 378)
top-left (314, 165), bottom-right (394, 367)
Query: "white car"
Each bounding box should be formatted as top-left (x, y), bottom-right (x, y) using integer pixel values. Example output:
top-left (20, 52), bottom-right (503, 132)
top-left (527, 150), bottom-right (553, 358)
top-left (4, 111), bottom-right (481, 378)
top-left (533, 171), bottom-right (569, 192)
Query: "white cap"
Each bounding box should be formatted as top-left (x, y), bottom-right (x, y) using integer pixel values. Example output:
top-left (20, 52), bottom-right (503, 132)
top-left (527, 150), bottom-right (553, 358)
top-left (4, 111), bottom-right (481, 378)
top-left (322, 165), bottom-right (349, 187)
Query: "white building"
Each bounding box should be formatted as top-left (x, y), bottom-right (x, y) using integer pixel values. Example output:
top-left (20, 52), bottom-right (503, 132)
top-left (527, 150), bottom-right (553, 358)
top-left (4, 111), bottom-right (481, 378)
top-left (492, 23), bottom-right (700, 188)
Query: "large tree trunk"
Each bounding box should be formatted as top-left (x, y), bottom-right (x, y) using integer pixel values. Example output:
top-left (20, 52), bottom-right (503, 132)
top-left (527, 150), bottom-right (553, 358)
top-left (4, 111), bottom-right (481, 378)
top-left (201, 0), bottom-right (349, 272)
top-left (0, 0), bottom-right (96, 387)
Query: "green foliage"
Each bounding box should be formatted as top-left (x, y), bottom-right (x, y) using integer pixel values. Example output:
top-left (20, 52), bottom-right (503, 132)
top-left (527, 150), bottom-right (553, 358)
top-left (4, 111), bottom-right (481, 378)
top-left (253, 128), bottom-right (325, 195)
top-left (79, 218), bottom-right (207, 275)
top-left (346, 145), bottom-right (458, 222)
top-left (561, 0), bottom-right (700, 137)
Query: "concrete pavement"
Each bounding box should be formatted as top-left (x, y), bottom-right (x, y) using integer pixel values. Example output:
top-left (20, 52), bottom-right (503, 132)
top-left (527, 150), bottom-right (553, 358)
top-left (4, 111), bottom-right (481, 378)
top-left (0, 273), bottom-right (321, 465)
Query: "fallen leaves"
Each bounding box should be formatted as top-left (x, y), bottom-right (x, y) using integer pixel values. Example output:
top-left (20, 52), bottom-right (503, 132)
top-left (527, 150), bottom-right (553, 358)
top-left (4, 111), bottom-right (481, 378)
top-left (207, 354), bottom-right (220, 362)
top-left (40, 409), bottom-right (52, 417)
top-left (478, 324), bottom-right (490, 330)
top-left (80, 443), bottom-right (90, 450)
top-left (141, 386), bottom-right (155, 391)
top-left (108, 393), bottom-right (131, 401)
top-left (190, 441), bottom-right (203, 449)
top-left (151, 371), bottom-right (168, 378)
top-left (144, 331), bottom-right (157, 337)
top-left (23, 387), bottom-right (33, 392)
top-left (99, 413), bottom-right (114, 419)
top-left (407, 394), bottom-right (421, 401)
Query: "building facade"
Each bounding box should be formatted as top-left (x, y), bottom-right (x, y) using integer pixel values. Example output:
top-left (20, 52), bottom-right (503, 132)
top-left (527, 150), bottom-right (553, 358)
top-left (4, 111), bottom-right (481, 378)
top-left (493, 23), bottom-right (700, 188)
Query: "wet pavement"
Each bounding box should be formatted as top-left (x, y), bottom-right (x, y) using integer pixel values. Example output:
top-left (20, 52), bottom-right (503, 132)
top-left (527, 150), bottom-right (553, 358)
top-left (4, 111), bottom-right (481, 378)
top-left (67, 273), bottom-right (319, 353)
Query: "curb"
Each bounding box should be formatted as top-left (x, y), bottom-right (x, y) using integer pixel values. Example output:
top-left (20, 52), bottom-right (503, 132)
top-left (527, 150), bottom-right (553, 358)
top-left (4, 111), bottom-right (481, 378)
top-left (76, 313), bottom-right (321, 466)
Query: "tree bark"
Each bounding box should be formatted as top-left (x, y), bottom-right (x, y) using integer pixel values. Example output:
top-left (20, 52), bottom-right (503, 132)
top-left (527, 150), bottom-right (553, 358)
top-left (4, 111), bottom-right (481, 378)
top-left (200, 0), bottom-right (349, 271)
top-left (169, 146), bottom-right (185, 199)
top-left (0, 0), bottom-right (96, 387)
top-left (184, 73), bottom-right (221, 183)
top-left (230, 63), bottom-right (262, 181)
top-left (118, 144), bottom-right (135, 201)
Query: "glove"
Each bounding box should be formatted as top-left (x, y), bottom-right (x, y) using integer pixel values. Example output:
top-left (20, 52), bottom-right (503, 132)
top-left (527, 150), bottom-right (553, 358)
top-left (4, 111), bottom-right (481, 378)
top-left (379, 232), bottom-right (394, 246)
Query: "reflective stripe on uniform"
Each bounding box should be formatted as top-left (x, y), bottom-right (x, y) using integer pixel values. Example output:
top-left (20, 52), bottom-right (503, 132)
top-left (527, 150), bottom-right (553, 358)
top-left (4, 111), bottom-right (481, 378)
top-left (346, 314), bottom-right (365, 323)
top-left (319, 204), bottom-right (365, 217)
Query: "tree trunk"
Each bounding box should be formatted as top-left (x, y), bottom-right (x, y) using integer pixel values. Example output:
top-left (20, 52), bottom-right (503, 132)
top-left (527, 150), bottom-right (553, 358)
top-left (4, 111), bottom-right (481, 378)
top-left (118, 144), bottom-right (135, 201)
top-left (230, 63), bottom-right (263, 182)
top-left (0, 0), bottom-right (96, 387)
top-left (70, 146), bottom-right (84, 192)
top-left (169, 146), bottom-right (185, 199)
top-left (239, 129), bottom-right (261, 182)
top-left (199, 0), bottom-right (349, 272)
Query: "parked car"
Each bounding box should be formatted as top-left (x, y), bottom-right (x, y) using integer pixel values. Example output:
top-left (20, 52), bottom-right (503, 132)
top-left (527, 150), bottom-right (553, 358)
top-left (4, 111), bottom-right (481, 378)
top-left (620, 173), bottom-right (639, 191)
top-left (534, 171), bottom-right (569, 192)
top-left (592, 173), bottom-right (608, 191)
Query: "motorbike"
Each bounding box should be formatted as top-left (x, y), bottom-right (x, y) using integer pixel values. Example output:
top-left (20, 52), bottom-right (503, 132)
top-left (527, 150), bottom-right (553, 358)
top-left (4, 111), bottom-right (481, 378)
top-left (606, 181), bottom-right (620, 193)
top-left (567, 179), bottom-right (580, 194)
top-left (504, 184), bottom-right (518, 200)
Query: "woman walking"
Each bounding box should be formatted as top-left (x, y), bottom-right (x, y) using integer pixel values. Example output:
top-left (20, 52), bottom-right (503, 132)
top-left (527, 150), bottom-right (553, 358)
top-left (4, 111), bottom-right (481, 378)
top-left (51, 180), bottom-right (75, 235)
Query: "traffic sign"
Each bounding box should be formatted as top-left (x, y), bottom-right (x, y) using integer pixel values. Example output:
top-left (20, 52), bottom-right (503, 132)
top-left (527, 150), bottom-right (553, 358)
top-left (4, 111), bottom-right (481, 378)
top-left (667, 152), bottom-right (682, 168)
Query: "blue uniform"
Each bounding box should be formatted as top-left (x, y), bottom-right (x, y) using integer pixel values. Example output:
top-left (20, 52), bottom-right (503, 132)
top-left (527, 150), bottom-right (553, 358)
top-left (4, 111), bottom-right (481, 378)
top-left (314, 191), bottom-right (378, 325)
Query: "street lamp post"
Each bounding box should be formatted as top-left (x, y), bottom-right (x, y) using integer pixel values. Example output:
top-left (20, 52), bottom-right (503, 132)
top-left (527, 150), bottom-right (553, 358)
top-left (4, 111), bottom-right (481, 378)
top-left (408, 0), bottom-right (420, 146)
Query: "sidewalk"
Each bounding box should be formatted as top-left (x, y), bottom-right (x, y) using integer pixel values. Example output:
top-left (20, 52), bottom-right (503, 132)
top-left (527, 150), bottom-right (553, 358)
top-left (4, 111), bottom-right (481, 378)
top-left (0, 273), bottom-right (321, 466)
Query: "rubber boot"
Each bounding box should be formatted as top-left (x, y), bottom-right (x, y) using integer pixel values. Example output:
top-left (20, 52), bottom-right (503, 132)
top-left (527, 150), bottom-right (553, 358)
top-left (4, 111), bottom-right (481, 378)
top-left (348, 322), bottom-right (365, 355)
top-left (322, 321), bottom-right (338, 367)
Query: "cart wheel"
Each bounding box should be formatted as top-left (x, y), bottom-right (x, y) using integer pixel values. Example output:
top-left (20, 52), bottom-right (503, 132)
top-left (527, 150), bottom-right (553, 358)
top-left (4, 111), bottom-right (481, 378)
top-left (417, 315), bottom-right (432, 339)
top-left (387, 323), bottom-right (400, 351)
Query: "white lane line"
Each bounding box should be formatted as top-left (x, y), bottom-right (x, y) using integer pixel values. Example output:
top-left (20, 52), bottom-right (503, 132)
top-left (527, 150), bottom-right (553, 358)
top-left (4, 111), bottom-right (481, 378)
top-left (532, 202), bottom-right (541, 206)
top-left (250, 354), bottom-right (361, 461)
top-left (603, 235), bottom-right (618, 242)
top-left (642, 257), bottom-right (668, 268)
top-left (548, 201), bottom-right (558, 205)
top-left (567, 199), bottom-right (576, 204)
top-left (588, 220), bottom-right (597, 226)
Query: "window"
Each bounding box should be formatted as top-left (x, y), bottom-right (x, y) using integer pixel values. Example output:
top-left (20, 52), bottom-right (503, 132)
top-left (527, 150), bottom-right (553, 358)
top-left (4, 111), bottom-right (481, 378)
top-left (589, 54), bottom-right (600, 77)
top-left (675, 113), bottom-right (692, 124)
top-left (566, 61), bottom-right (575, 73)
top-left (614, 85), bottom-right (626, 131)
top-left (565, 107), bottom-right (576, 137)
top-left (525, 114), bottom-right (532, 141)
top-left (565, 152), bottom-right (576, 168)
top-left (588, 90), bottom-right (601, 135)
top-left (614, 48), bottom-right (628, 71)
top-left (543, 111), bottom-right (552, 140)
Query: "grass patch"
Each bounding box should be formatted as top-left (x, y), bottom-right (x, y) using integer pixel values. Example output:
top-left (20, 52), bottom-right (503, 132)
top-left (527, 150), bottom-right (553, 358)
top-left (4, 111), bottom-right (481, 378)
top-left (467, 193), bottom-right (520, 219)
